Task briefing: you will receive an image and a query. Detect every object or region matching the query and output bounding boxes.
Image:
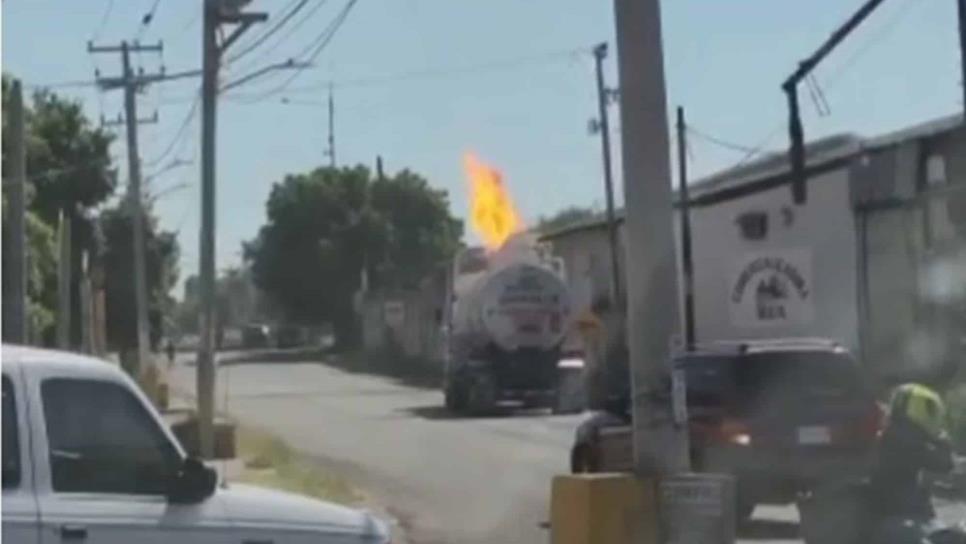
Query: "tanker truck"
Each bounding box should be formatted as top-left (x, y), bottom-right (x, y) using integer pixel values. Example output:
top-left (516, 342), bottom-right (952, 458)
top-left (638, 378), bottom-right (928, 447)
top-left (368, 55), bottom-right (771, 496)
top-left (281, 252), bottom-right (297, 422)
top-left (443, 235), bottom-right (581, 414)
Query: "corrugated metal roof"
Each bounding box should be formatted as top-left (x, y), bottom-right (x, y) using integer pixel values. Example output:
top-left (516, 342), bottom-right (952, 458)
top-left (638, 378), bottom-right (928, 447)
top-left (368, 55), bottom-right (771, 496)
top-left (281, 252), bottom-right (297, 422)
top-left (539, 113), bottom-right (964, 242)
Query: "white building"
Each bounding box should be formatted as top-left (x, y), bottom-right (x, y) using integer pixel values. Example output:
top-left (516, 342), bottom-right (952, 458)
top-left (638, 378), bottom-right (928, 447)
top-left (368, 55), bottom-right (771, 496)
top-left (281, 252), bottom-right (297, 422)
top-left (541, 114), bottom-right (965, 383)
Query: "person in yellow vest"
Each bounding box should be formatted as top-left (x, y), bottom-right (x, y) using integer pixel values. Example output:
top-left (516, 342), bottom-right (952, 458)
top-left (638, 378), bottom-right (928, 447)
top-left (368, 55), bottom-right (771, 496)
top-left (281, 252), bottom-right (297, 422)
top-left (869, 383), bottom-right (953, 525)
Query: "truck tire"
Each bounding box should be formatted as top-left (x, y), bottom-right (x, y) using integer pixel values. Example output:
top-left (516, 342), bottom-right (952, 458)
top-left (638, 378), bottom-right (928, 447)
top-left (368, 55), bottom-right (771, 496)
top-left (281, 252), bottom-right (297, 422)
top-left (467, 372), bottom-right (497, 416)
top-left (551, 368), bottom-right (584, 415)
top-left (444, 380), bottom-right (467, 414)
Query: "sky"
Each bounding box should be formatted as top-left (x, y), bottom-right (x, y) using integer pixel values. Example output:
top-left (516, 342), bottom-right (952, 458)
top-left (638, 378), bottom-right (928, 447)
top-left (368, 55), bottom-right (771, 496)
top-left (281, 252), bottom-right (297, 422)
top-left (3, 0), bottom-right (962, 295)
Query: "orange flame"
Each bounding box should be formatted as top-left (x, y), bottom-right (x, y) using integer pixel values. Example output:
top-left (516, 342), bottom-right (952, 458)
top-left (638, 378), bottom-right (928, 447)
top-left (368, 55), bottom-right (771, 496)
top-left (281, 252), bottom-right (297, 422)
top-left (464, 153), bottom-right (522, 251)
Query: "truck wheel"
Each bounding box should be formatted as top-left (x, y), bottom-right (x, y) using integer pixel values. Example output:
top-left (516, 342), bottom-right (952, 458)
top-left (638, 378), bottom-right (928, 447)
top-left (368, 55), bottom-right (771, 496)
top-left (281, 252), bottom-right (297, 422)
top-left (467, 373), bottom-right (497, 416)
top-left (551, 369), bottom-right (583, 415)
top-left (445, 381), bottom-right (467, 414)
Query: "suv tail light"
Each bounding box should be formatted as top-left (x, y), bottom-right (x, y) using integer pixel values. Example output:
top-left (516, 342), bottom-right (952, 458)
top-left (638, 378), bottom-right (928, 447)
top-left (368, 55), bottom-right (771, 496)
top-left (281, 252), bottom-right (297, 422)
top-left (693, 418), bottom-right (753, 447)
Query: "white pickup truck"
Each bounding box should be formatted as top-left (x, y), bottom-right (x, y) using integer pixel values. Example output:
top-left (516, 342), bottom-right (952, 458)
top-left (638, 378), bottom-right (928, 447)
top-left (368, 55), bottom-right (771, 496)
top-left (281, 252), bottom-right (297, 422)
top-left (2, 345), bottom-right (390, 544)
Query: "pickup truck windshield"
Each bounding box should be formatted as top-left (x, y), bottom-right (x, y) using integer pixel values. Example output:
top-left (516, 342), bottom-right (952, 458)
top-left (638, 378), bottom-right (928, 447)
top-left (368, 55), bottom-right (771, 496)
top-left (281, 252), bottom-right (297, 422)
top-left (41, 379), bottom-right (181, 495)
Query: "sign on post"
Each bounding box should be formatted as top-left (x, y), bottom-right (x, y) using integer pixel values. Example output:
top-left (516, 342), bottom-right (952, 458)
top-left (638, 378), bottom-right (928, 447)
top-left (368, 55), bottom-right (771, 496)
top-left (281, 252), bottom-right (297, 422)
top-left (660, 473), bottom-right (735, 544)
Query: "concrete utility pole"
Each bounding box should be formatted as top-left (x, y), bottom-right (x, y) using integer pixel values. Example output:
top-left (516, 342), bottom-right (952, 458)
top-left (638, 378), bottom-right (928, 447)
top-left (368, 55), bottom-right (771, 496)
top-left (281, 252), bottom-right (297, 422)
top-left (327, 84), bottom-right (336, 168)
top-left (676, 107), bottom-right (696, 351)
top-left (612, 0), bottom-right (690, 475)
top-left (6, 79), bottom-right (28, 344)
top-left (592, 42), bottom-right (623, 305)
top-left (90, 40), bottom-right (163, 375)
top-left (198, 0), bottom-right (267, 459)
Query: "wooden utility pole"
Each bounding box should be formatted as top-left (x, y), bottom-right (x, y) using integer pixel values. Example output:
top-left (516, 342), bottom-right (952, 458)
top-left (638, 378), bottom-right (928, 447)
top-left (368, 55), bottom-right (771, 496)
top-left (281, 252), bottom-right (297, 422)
top-left (959, 0), bottom-right (966, 118)
top-left (592, 42), bottom-right (622, 305)
top-left (327, 84), bottom-right (336, 168)
top-left (90, 40), bottom-right (163, 375)
top-left (676, 107), bottom-right (696, 351)
top-left (198, 0), bottom-right (266, 459)
top-left (56, 210), bottom-right (72, 349)
top-left (613, 0), bottom-right (690, 476)
top-left (6, 79), bottom-right (28, 344)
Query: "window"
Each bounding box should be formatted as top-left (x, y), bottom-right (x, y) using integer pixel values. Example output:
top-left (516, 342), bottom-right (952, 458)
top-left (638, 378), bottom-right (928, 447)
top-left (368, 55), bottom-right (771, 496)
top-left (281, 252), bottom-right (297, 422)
top-left (2, 376), bottom-right (21, 489)
top-left (42, 379), bottom-right (180, 495)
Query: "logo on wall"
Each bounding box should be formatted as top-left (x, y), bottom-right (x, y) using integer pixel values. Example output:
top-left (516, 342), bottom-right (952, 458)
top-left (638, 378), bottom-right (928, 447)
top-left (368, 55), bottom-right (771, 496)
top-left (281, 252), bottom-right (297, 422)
top-left (729, 249), bottom-right (813, 327)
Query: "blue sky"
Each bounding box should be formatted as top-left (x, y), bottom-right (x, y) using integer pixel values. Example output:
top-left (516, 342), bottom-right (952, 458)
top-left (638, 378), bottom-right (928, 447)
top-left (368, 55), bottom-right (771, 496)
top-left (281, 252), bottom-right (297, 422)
top-left (3, 0), bottom-right (961, 293)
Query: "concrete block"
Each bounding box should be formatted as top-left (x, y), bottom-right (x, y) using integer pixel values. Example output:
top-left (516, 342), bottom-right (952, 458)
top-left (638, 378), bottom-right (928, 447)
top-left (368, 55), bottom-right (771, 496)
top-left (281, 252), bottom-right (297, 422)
top-left (550, 473), bottom-right (658, 544)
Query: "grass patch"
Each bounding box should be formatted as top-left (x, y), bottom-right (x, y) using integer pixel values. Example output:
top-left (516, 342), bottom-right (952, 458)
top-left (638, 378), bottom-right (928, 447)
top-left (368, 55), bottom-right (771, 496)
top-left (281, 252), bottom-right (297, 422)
top-left (235, 426), bottom-right (361, 505)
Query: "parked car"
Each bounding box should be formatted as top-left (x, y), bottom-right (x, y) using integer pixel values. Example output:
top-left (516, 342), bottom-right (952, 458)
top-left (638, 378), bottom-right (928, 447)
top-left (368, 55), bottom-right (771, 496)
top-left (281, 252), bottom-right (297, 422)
top-left (1, 344), bottom-right (389, 543)
top-left (241, 323), bottom-right (271, 349)
top-left (275, 325), bottom-right (306, 349)
top-left (570, 338), bottom-right (882, 520)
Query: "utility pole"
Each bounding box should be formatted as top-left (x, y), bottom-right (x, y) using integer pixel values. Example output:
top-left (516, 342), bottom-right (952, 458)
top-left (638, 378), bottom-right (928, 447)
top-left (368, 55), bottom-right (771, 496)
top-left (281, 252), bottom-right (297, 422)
top-left (592, 42), bottom-right (623, 306)
top-left (676, 107), bottom-right (696, 351)
top-left (782, 0), bottom-right (886, 204)
top-left (90, 40), bottom-right (162, 376)
top-left (6, 79), bottom-right (28, 344)
top-left (959, 0), bottom-right (966, 117)
top-left (56, 209), bottom-right (72, 349)
top-left (613, 0), bottom-right (690, 475)
top-left (327, 84), bottom-right (336, 168)
top-left (199, 0), bottom-right (267, 459)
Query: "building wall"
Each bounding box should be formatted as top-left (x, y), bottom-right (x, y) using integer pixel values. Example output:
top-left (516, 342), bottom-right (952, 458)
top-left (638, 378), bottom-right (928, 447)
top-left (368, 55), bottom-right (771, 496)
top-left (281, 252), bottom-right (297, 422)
top-left (690, 167), bottom-right (861, 350)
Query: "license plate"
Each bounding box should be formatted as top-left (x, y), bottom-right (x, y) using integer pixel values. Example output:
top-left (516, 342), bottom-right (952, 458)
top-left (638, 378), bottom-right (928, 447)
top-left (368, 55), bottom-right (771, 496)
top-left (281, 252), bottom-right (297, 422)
top-left (798, 426), bottom-right (831, 445)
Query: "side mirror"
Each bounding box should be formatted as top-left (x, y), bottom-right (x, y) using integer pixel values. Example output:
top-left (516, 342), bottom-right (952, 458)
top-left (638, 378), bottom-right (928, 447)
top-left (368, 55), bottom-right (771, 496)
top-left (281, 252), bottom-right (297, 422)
top-left (167, 457), bottom-right (217, 504)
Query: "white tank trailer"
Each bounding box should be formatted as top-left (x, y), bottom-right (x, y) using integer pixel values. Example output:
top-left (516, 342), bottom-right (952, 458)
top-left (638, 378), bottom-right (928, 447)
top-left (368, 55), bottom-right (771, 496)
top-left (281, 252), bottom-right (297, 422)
top-left (443, 234), bottom-right (580, 414)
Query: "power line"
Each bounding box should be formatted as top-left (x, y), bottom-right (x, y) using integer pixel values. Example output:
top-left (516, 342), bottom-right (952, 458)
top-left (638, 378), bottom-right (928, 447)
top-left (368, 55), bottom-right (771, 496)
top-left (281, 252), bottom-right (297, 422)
top-left (247, 0), bottom-right (359, 100)
top-left (136, 0), bottom-right (163, 40)
top-left (226, 0), bottom-right (313, 64)
top-left (685, 124), bottom-right (758, 154)
top-left (92, 0), bottom-right (116, 41)
top-left (145, 93), bottom-right (200, 168)
top-left (822, 0), bottom-right (921, 87)
top-left (229, 45), bottom-right (591, 100)
top-left (230, 0), bottom-right (332, 72)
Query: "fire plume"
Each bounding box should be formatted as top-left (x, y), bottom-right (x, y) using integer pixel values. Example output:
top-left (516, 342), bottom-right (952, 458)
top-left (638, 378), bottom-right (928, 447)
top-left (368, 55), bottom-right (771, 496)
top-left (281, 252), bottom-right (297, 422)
top-left (464, 153), bottom-right (522, 251)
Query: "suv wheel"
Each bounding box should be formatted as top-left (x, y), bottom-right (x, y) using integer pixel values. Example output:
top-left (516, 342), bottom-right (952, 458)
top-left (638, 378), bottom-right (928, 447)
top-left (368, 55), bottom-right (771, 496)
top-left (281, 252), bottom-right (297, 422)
top-left (570, 443), bottom-right (598, 473)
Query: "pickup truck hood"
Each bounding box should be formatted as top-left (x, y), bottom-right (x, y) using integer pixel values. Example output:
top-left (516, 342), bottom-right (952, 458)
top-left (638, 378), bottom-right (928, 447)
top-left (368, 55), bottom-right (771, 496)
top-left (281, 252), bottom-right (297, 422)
top-left (217, 483), bottom-right (389, 542)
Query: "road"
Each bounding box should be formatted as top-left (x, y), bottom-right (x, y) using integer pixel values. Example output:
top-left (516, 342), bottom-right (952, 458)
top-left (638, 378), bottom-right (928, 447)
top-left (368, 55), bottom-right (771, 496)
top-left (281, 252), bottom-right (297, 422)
top-left (168, 352), bottom-right (959, 544)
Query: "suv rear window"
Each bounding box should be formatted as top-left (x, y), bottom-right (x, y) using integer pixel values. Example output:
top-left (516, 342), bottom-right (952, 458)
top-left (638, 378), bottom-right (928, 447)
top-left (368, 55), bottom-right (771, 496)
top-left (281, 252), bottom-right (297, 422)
top-left (681, 350), bottom-right (860, 412)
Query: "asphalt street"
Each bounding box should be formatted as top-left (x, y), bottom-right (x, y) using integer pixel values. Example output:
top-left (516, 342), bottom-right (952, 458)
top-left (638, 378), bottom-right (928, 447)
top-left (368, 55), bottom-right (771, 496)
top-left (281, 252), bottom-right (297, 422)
top-left (168, 352), bottom-right (961, 544)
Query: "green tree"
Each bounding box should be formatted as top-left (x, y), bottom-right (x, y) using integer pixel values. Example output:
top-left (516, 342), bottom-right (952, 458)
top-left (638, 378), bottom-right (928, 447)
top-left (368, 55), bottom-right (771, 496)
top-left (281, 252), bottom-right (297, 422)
top-left (245, 165), bottom-right (462, 346)
top-left (2, 74), bottom-right (116, 346)
top-left (99, 203), bottom-right (180, 350)
top-left (2, 76), bottom-right (116, 223)
top-left (1, 198), bottom-right (58, 343)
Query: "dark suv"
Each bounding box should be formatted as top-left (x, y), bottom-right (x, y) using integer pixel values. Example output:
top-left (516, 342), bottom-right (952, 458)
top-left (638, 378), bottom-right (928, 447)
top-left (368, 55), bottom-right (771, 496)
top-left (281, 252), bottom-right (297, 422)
top-left (570, 339), bottom-right (883, 520)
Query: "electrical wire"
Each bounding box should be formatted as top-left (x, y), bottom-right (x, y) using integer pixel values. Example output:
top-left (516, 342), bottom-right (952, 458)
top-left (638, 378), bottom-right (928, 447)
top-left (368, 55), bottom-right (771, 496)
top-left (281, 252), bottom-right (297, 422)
top-left (822, 0), bottom-right (921, 88)
top-left (226, 0), bottom-right (312, 64)
top-left (136, 0), bottom-right (163, 40)
top-left (228, 45), bottom-right (591, 101)
top-left (229, 0), bottom-right (332, 73)
top-left (686, 124), bottom-right (758, 155)
top-left (92, 0), bottom-right (116, 42)
top-left (244, 0), bottom-right (359, 100)
top-left (145, 93), bottom-right (200, 168)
